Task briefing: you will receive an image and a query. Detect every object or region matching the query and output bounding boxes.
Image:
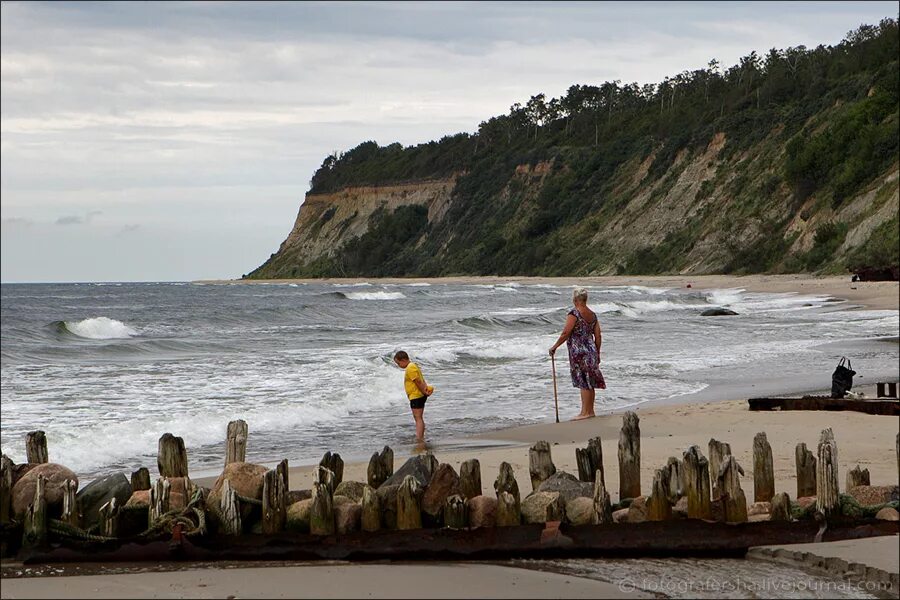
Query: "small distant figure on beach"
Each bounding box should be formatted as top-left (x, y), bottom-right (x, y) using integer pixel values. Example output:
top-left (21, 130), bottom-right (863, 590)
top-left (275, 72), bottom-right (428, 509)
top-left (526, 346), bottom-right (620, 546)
top-left (393, 350), bottom-right (434, 442)
top-left (549, 287), bottom-right (606, 420)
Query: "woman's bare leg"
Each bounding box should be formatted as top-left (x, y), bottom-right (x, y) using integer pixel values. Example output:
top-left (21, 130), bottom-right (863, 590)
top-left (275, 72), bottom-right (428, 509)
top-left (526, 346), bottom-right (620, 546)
top-left (412, 407), bottom-right (425, 441)
top-left (585, 388), bottom-right (596, 417)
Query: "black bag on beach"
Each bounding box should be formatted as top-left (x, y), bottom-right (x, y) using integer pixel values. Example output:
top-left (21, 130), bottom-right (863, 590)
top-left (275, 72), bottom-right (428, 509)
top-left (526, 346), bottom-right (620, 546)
top-left (831, 357), bottom-right (856, 399)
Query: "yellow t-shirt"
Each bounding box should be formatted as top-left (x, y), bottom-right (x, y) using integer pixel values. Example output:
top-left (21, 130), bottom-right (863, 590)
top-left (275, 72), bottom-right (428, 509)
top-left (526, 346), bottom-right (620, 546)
top-left (404, 362), bottom-right (425, 400)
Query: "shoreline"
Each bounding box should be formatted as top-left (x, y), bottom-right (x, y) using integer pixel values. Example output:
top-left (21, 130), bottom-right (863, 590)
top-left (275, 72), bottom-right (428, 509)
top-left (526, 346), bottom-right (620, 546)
top-left (194, 274), bottom-right (900, 311)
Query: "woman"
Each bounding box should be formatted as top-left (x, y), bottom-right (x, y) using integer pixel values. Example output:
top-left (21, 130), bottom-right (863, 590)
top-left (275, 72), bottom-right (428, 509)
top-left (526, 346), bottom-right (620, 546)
top-left (549, 287), bottom-right (606, 420)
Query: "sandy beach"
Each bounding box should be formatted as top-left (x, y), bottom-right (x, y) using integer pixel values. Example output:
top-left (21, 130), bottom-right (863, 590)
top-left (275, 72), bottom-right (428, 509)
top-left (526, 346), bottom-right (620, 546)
top-left (198, 274), bottom-right (900, 311)
top-left (4, 274), bottom-right (898, 599)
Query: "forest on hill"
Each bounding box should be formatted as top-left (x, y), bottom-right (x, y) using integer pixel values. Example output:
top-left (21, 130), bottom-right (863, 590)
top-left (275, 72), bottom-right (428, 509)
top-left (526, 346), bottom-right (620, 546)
top-left (249, 19), bottom-right (899, 279)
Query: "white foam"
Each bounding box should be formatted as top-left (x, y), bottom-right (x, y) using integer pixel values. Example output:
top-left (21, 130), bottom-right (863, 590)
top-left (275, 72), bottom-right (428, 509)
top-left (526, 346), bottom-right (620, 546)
top-left (65, 317), bottom-right (137, 339)
top-left (706, 288), bottom-right (745, 306)
top-left (344, 291), bottom-right (406, 301)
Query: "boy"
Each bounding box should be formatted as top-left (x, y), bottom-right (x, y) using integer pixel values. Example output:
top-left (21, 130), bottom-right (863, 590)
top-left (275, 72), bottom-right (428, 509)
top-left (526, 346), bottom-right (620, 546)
top-left (393, 350), bottom-right (433, 442)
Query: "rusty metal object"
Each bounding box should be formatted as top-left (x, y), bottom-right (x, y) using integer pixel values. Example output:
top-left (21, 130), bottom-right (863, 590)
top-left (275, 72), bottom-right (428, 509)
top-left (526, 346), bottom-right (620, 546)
top-left (748, 396), bottom-right (899, 416)
top-left (12, 518), bottom-right (898, 565)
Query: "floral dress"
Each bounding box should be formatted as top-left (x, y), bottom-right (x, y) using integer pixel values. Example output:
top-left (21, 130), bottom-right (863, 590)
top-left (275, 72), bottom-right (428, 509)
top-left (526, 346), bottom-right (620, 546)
top-left (566, 308), bottom-right (606, 390)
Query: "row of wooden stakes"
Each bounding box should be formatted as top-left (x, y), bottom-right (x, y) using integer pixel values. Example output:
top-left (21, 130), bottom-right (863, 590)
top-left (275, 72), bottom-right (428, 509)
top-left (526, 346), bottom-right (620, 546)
top-left (3, 412), bottom-right (899, 546)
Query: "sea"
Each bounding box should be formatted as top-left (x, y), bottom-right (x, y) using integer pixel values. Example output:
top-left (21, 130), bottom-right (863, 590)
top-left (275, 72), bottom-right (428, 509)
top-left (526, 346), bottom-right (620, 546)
top-left (1, 280), bottom-right (898, 482)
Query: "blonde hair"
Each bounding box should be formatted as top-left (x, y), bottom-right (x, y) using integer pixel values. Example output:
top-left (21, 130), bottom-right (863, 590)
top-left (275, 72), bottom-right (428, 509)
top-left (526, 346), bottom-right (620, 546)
top-left (573, 287), bottom-right (588, 303)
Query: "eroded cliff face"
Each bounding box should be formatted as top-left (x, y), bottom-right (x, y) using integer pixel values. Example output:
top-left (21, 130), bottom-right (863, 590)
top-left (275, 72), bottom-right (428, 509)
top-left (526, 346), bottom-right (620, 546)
top-left (250, 130), bottom-right (898, 279)
top-left (253, 178), bottom-right (457, 278)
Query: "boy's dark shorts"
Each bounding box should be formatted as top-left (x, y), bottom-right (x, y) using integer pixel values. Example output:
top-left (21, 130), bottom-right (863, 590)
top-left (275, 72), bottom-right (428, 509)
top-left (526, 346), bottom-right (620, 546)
top-left (409, 396), bottom-right (427, 409)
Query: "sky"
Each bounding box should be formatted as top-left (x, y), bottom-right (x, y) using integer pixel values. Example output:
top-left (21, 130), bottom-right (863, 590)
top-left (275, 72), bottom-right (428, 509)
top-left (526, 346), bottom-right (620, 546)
top-left (1, 1), bottom-right (897, 282)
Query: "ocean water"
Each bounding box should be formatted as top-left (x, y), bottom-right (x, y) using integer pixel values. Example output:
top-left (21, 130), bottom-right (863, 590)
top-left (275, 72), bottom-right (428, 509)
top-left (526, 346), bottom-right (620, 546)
top-left (1, 281), bottom-right (898, 481)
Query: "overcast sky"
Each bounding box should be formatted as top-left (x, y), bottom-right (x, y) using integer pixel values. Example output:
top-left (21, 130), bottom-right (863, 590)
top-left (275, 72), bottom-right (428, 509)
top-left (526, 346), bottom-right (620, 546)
top-left (1, 1), bottom-right (896, 282)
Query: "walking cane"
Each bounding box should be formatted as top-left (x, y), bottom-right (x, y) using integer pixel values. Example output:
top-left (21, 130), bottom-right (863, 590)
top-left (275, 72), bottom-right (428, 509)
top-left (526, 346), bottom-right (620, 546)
top-left (551, 353), bottom-right (560, 423)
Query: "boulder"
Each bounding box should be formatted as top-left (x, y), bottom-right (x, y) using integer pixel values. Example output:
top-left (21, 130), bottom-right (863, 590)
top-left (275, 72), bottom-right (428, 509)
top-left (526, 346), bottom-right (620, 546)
top-left (125, 490), bottom-right (150, 509)
top-left (565, 497), bottom-right (595, 526)
top-left (748, 501), bottom-right (771, 517)
top-left (76, 472), bottom-right (132, 530)
top-left (12, 463), bottom-right (38, 487)
top-left (847, 485), bottom-right (898, 506)
top-left (467, 495), bottom-right (497, 528)
top-left (537, 472), bottom-right (592, 505)
top-left (207, 462), bottom-right (268, 520)
top-left (612, 508), bottom-right (629, 523)
top-left (701, 308), bottom-right (738, 316)
top-left (672, 497), bottom-right (689, 519)
top-left (521, 491), bottom-right (564, 524)
top-left (335, 502), bottom-right (361, 534)
top-left (797, 496), bottom-right (817, 509)
top-left (11, 463), bottom-right (78, 518)
top-left (382, 455), bottom-right (438, 489)
top-left (333, 495), bottom-right (355, 507)
top-left (749, 513), bottom-right (771, 522)
top-left (422, 464), bottom-right (460, 520)
top-left (285, 499), bottom-right (312, 533)
top-left (875, 507), bottom-right (899, 521)
top-left (333, 481), bottom-right (367, 503)
top-left (287, 489), bottom-right (311, 505)
top-left (376, 484), bottom-right (400, 529)
top-left (625, 496), bottom-right (649, 523)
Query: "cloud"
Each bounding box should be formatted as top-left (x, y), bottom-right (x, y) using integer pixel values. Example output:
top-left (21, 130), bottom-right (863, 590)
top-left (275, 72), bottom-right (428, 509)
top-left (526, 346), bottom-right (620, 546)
top-left (54, 210), bottom-right (102, 226)
top-left (1, 217), bottom-right (34, 227)
top-left (2, 1), bottom-right (897, 281)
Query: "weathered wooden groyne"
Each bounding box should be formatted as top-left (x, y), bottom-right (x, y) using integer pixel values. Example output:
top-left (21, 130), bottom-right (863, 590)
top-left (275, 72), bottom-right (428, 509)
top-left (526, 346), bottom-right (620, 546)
top-left (1, 413), bottom-right (898, 567)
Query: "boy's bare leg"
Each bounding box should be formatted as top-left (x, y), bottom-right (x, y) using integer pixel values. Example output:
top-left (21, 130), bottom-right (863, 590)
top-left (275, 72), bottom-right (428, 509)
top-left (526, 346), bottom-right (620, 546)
top-left (412, 407), bottom-right (425, 440)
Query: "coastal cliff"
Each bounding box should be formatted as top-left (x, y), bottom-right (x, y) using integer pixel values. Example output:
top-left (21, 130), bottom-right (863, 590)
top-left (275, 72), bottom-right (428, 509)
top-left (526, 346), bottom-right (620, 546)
top-left (249, 20), bottom-right (899, 279)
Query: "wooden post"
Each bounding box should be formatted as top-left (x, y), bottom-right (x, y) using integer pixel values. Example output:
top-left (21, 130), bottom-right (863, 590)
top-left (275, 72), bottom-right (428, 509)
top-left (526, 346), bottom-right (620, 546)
top-left (575, 436), bottom-right (604, 485)
top-left (816, 428), bottom-right (840, 517)
top-left (459, 459), bottom-right (482, 499)
top-left (444, 494), bottom-right (468, 529)
top-left (157, 433), bottom-right (188, 478)
top-left (397, 475), bottom-right (423, 530)
top-left (361, 485), bottom-right (381, 532)
top-left (896, 432), bottom-right (899, 486)
top-left (131, 467), bottom-right (151, 492)
top-left (218, 478), bottom-right (242, 535)
top-left (149, 477), bottom-right (171, 527)
top-left (592, 470), bottom-right (613, 524)
top-left (320, 452), bottom-right (344, 487)
top-left (367, 446), bottom-right (393, 489)
top-left (647, 468), bottom-right (672, 521)
top-left (682, 446), bottom-right (712, 520)
top-left (276, 459), bottom-right (289, 491)
top-left (753, 432), bottom-right (775, 503)
top-left (0, 454), bottom-right (12, 525)
top-left (61, 479), bottom-right (79, 527)
top-left (665, 456), bottom-right (684, 504)
top-left (771, 492), bottom-right (791, 522)
top-left (708, 438), bottom-right (732, 500)
top-left (315, 466), bottom-right (336, 495)
top-left (846, 465), bottom-right (870, 490)
top-left (99, 496), bottom-right (119, 538)
top-left (718, 455), bottom-right (747, 523)
top-left (795, 443), bottom-right (817, 498)
top-left (618, 411), bottom-right (641, 500)
top-left (496, 491), bottom-right (521, 526)
top-left (310, 481), bottom-right (334, 536)
top-left (528, 441), bottom-right (556, 491)
top-left (494, 461), bottom-right (520, 505)
top-left (23, 474), bottom-right (47, 548)
top-left (262, 468), bottom-right (286, 534)
top-left (225, 419), bottom-right (248, 465)
top-left (26, 431), bottom-right (48, 464)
